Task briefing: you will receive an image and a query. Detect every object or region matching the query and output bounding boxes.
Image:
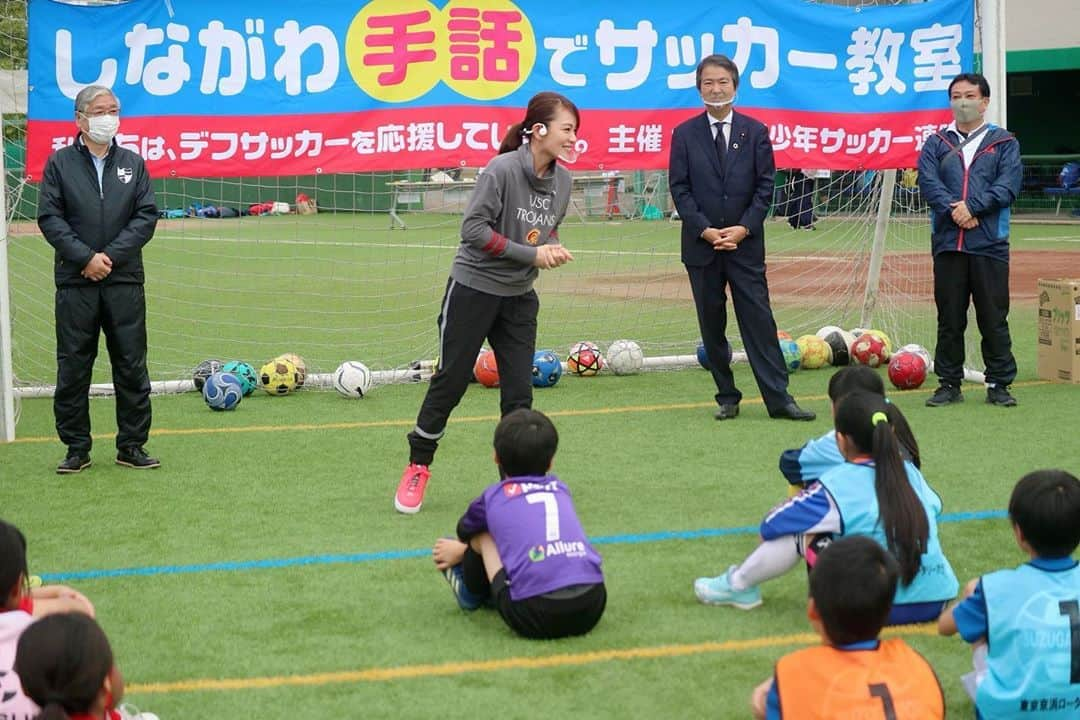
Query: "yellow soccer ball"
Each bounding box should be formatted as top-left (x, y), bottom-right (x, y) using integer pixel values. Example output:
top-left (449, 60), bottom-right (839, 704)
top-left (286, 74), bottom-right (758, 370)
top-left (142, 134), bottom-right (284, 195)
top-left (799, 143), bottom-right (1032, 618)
top-left (259, 358), bottom-right (298, 396)
top-left (796, 335), bottom-right (832, 369)
top-left (275, 352), bottom-right (307, 388)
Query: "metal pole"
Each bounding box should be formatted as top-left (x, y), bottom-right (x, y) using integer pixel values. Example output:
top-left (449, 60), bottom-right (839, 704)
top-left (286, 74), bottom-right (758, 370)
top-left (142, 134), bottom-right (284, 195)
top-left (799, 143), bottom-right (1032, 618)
top-left (0, 129), bottom-right (16, 441)
top-left (860, 169), bottom-right (897, 329)
top-left (981, 0), bottom-right (1007, 128)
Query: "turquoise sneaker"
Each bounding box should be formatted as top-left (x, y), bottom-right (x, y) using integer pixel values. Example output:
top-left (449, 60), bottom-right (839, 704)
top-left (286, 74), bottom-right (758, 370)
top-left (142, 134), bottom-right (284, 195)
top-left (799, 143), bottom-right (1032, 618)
top-left (442, 564), bottom-right (483, 611)
top-left (693, 566), bottom-right (762, 609)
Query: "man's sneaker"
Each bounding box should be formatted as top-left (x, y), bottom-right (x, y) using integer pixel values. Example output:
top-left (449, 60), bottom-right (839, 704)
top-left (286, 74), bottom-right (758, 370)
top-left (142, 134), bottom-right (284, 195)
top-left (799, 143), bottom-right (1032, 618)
top-left (441, 564), bottom-right (483, 611)
top-left (115, 446), bottom-right (161, 469)
top-left (56, 452), bottom-right (91, 475)
top-left (986, 385), bottom-right (1017, 407)
top-left (395, 463), bottom-right (430, 514)
top-left (925, 384), bottom-right (963, 407)
top-left (693, 566), bottom-right (762, 610)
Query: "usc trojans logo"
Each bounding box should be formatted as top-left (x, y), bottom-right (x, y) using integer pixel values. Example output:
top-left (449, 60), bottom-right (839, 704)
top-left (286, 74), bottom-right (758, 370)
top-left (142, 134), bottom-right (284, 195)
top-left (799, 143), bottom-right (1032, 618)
top-left (525, 228), bottom-right (541, 245)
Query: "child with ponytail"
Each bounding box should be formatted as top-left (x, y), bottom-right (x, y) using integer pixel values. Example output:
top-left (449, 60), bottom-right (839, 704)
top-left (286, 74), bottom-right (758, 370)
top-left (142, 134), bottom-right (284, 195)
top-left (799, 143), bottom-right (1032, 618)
top-left (695, 391), bottom-right (958, 623)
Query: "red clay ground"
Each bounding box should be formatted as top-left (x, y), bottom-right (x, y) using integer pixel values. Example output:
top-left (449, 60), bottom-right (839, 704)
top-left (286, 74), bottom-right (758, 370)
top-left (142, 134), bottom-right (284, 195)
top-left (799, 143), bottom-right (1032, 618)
top-left (577, 250), bottom-right (1080, 305)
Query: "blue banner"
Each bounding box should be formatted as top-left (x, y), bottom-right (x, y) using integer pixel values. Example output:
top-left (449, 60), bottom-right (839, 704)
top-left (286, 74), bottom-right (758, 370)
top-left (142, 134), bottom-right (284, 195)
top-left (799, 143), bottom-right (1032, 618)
top-left (27, 0), bottom-right (974, 176)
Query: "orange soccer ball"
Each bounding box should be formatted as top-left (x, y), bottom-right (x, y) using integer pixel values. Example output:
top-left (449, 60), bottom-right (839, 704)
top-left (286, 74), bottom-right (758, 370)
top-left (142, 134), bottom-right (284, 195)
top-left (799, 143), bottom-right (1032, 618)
top-left (473, 349), bottom-right (500, 388)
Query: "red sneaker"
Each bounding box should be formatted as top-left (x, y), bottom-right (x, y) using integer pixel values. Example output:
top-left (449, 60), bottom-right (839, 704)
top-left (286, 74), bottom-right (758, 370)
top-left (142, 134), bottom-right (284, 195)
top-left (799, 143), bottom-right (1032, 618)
top-left (395, 463), bottom-right (430, 514)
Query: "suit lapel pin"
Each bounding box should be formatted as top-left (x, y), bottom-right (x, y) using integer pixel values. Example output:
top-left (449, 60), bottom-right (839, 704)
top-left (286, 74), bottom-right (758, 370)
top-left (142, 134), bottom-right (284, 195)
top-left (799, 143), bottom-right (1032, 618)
top-left (732, 143), bottom-right (739, 150)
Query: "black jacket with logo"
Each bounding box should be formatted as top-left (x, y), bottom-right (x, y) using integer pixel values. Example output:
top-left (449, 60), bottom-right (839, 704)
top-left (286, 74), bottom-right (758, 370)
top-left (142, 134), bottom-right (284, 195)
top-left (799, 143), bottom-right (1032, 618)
top-left (37, 137), bottom-right (158, 287)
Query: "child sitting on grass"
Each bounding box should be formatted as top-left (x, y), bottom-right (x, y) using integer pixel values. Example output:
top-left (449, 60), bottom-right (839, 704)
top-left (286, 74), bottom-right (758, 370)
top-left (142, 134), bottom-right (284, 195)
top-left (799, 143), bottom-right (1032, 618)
top-left (695, 391), bottom-right (958, 625)
top-left (432, 409), bottom-right (606, 639)
top-left (938, 469), bottom-right (1080, 719)
top-left (751, 535), bottom-right (944, 719)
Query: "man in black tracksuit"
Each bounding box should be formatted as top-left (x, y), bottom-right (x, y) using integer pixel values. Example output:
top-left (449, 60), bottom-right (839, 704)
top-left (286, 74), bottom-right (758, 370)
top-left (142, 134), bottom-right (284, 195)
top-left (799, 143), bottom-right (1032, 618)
top-left (37, 85), bottom-right (160, 474)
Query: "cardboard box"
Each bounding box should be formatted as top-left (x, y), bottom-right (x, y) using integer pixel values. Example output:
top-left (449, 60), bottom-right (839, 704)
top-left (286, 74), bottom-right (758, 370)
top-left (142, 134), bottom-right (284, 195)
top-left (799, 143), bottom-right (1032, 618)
top-left (1037, 278), bottom-right (1080, 383)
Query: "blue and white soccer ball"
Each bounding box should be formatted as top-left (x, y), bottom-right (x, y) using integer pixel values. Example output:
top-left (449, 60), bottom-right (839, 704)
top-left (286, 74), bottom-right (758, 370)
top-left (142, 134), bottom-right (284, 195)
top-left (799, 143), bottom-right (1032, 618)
top-left (333, 361), bottom-right (373, 398)
top-left (221, 360), bottom-right (258, 396)
top-left (531, 350), bottom-right (563, 388)
top-left (203, 371), bottom-right (243, 411)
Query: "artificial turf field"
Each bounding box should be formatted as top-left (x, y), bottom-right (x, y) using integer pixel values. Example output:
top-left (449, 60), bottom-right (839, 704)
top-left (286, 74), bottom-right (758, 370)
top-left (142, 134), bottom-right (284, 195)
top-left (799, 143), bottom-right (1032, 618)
top-left (2, 217), bottom-right (1079, 718)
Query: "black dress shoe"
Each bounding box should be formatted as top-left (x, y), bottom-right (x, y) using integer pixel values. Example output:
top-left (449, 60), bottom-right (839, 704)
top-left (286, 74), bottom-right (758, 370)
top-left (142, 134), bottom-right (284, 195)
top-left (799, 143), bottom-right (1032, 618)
top-left (714, 403), bottom-right (740, 420)
top-left (57, 452), bottom-right (91, 475)
top-left (769, 402), bottom-right (816, 421)
top-left (115, 446), bottom-right (161, 469)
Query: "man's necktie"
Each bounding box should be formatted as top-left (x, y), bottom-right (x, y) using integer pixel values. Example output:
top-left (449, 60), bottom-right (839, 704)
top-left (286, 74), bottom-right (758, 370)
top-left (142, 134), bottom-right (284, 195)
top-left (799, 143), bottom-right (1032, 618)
top-left (714, 121), bottom-right (727, 164)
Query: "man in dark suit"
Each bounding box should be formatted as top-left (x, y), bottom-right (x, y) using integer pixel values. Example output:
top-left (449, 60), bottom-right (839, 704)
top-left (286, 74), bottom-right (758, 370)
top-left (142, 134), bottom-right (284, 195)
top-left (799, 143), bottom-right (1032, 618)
top-left (669, 55), bottom-right (814, 422)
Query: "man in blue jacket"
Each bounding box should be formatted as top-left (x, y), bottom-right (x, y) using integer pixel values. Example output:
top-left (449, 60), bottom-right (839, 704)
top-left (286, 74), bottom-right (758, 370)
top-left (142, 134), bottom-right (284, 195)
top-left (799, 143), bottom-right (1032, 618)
top-left (917, 73), bottom-right (1022, 408)
top-left (38, 85), bottom-right (160, 473)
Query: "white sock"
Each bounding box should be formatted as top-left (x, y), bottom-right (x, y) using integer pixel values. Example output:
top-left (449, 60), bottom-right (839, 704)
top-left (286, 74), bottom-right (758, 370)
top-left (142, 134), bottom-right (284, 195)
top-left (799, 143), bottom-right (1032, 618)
top-left (729, 537), bottom-right (802, 590)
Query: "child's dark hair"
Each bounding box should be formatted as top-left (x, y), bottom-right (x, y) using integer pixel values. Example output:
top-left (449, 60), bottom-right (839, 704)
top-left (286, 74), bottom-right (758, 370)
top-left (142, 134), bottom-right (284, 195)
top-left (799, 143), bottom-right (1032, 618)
top-left (834, 391), bottom-right (928, 586)
top-left (14, 613), bottom-right (114, 720)
top-left (828, 366), bottom-right (920, 468)
top-left (494, 409), bottom-right (558, 478)
top-left (0, 519), bottom-right (29, 602)
top-left (810, 536), bottom-right (898, 645)
top-left (1008, 469), bottom-right (1080, 557)
top-left (498, 91), bottom-right (580, 154)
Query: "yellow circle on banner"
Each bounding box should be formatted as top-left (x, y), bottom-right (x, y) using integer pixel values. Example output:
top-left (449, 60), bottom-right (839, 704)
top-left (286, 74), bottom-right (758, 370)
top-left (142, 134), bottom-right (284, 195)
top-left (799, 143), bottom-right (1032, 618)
top-left (439, 0), bottom-right (535, 101)
top-left (344, 0), bottom-right (442, 103)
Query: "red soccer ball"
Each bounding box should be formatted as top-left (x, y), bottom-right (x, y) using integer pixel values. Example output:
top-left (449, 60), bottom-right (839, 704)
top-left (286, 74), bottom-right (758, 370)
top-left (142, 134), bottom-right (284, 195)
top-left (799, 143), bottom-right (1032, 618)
top-left (887, 351), bottom-right (928, 390)
top-left (473, 349), bottom-right (500, 388)
top-left (567, 344), bottom-right (604, 377)
top-left (850, 333), bottom-right (888, 368)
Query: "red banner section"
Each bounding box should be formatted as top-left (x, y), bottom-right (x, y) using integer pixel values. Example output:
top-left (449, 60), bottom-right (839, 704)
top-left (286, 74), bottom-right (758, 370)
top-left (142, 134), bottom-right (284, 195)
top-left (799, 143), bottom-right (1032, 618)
top-left (27, 106), bottom-right (950, 180)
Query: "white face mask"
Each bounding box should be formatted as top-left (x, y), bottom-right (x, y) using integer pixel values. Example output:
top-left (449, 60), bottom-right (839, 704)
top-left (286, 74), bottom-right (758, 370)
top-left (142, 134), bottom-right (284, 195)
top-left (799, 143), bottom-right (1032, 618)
top-left (81, 113), bottom-right (119, 144)
top-left (702, 94), bottom-right (736, 109)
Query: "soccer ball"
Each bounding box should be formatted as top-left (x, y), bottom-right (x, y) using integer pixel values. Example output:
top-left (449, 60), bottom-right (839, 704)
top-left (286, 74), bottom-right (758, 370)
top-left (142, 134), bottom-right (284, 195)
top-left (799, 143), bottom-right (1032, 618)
top-left (192, 359), bottom-right (223, 391)
top-left (696, 341), bottom-right (733, 370)
top-left (862, 330), bottom-right (893, 359)
top-left (473, 349), bottom-right (500, 388)
top-left (779, 338), bottom-right (801, 371)
top-left (532, 350), bottom-right (563, 388)
top-left (887, 351), bottom-right (928, 390)
top-left (606, 339), bottom-right (644, 375)
top-left (796, 335), bottom-right (832, 369)
top-left (567, 342), bottom-right (603, 376)
top-left (815, 325), bottom-right (844, 340)
top-left (221, 360), bottom-right (258, 396)
top-left (696, 342), bottom-right (710, 370)
top-left (777, 329), bottom-right (793, 341)
top-left (568, 340), bottom-right (599, 355)
top-left (850, 333), bottom-right (888, 368)
top-left (899, 343), bottom-right (932, 368)
top-left (820, 329), bottom-right (855, 366)
top-left (275, 353), bottom-right (307, 388)
top-left (333, 361), bottom-right (372, 398)
top-left (203, 371), bottom-right (243, 411)
top-left (259, 358), bottom-right (298, 396)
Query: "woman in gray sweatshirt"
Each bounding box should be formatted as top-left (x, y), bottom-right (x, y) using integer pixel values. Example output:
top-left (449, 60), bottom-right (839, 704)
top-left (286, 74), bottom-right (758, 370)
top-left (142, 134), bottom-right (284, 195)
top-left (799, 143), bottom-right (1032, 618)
top-left (395, 91), bottom-right (580, 514)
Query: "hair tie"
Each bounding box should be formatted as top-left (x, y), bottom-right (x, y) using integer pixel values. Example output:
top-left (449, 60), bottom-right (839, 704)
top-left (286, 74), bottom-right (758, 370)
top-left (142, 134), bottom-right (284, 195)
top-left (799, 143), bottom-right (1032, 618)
top-left (871, 411), bottom-right (888, 426)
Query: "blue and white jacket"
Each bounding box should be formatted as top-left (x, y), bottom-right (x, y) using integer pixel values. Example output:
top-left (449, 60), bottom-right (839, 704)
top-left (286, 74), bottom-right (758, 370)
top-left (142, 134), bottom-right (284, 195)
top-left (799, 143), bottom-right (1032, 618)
top-left (917, 123), bottom-right (1022, 264)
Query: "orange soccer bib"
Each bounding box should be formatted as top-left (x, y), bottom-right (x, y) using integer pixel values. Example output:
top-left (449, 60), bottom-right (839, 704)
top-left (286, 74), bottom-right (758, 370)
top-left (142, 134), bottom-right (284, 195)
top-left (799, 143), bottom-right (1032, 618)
top-left (774, 638), bottom-right (944, 720)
